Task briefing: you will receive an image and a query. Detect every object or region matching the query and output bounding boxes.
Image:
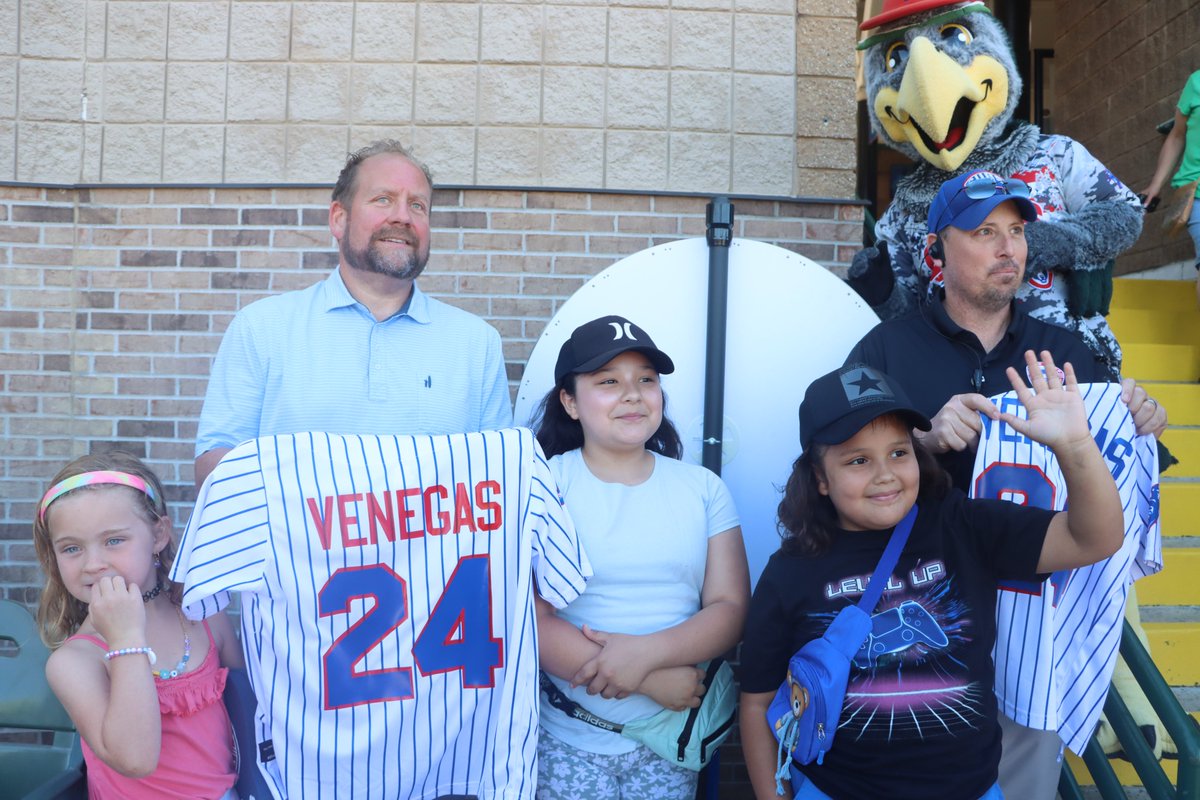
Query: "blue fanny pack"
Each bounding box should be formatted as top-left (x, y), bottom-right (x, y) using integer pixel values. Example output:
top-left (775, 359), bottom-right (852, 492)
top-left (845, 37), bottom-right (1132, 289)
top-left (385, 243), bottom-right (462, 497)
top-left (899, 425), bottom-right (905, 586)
top-left (766, 505), bottom-right (917, 793)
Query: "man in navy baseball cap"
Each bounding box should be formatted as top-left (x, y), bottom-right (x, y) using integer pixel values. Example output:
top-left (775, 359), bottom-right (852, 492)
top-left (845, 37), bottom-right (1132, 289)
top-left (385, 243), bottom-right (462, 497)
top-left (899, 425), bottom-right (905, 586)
top-left (922, 170), bottom-right (1041, 319)
top-left (845, 163), bottom-right (1166, 493)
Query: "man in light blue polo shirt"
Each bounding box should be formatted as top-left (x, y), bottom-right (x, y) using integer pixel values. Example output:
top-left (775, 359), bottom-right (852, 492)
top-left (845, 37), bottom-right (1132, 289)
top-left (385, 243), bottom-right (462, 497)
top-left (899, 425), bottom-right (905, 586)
top-left (194, 141), bottom-right (512, 487)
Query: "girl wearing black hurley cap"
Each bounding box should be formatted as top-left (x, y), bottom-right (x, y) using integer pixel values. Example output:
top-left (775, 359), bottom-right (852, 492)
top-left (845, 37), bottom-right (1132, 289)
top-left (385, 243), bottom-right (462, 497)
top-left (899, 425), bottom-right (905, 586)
top-left (532, 315), bottom-right (750, 800)
top-left (738, 351), bottom-right (1122, 800)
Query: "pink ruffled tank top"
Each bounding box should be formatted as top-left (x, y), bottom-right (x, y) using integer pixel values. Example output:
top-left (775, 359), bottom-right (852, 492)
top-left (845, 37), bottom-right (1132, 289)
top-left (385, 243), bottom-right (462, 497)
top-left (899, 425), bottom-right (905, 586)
top-left (69, 620), bottom-right (237, 800)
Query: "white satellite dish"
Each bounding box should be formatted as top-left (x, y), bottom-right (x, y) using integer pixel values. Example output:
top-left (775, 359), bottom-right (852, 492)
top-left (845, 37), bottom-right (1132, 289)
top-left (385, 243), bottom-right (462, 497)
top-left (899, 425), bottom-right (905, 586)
top-left (515, 237), bottom-right (879, 586)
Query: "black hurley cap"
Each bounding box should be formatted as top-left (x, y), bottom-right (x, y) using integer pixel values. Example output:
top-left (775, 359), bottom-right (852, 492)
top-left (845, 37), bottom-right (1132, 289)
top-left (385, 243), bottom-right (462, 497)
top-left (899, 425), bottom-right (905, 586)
top-left (554, 315), bottom-right (675, 383)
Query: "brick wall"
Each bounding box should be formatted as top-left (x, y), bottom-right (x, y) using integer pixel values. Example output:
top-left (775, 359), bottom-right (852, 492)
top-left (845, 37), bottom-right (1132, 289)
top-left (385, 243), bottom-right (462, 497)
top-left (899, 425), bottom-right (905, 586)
top-left (5, 0), bottom-right (859, 198)
top-left (0, 182), bottom-right (864, 604)
top-left (1053, 0), bottom-right (1199, 273)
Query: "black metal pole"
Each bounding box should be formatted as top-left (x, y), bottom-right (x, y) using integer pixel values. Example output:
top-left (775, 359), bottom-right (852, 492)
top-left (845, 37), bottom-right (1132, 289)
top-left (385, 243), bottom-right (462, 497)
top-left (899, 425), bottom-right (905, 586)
top-left (702, 197), bottom-right (733, 476)
top-left (699, 195), bottom-right (733, 800)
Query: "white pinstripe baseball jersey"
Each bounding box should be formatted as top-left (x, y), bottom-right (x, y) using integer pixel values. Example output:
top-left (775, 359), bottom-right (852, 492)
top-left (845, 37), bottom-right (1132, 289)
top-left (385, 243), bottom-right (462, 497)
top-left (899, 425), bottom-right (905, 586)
top-left (170, 428), bottom-right (591, 800)
top-left (970, 383), bottom-right (1161, 754)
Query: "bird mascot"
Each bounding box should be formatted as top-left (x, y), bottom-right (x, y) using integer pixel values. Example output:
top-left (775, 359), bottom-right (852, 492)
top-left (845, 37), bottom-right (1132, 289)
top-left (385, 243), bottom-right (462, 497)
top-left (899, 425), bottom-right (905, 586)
top-left (848, 0), bottom-right (1174, 782)
top-left (848, 0), bottom-right (1143, 380)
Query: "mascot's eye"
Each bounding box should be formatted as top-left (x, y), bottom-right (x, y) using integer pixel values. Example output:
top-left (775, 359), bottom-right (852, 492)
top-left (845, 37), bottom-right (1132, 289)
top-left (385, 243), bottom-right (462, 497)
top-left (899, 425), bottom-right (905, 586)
top-left (939, 23), bottom-right (973, 46)
top-left (884, 41), bottom-right (909, 72)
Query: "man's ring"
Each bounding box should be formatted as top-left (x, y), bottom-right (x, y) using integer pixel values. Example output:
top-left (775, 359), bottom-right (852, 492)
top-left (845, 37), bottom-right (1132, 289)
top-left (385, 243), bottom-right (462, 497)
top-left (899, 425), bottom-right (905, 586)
top-left (1147, 397), bottom-right (1158, 409)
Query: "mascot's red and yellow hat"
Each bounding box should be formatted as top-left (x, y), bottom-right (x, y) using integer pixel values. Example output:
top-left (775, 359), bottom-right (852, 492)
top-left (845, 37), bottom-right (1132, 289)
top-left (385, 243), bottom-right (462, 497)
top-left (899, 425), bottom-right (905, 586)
top-left (861, 0), bottom-right (973, 31)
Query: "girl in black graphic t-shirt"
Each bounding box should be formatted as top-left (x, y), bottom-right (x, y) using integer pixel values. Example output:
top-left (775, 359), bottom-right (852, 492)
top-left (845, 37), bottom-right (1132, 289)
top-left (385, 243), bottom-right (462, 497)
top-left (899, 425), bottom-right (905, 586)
top-left (739, 353), bottom-right (1122, 800)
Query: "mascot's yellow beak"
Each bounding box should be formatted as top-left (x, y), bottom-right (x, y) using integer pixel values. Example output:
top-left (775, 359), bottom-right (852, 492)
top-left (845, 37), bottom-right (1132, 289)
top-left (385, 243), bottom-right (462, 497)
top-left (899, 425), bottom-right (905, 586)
top-left (873, 36), bottom-right (1009, 171)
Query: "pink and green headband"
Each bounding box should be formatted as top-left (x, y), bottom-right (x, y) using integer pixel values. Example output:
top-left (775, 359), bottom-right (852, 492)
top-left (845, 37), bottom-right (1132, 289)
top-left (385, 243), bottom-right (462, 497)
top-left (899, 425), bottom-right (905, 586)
top-left (39, 471), bottom-right (160, 522)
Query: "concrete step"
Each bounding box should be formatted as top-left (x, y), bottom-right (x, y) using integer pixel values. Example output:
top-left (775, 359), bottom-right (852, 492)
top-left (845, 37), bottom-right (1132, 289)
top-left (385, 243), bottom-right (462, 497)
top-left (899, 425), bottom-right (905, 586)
top-left (1145, 382), bottom-right (1200, 427)
top-left (1161, 429), bottom-right (1200, 478)
top-left (1161, 483), bottom-right (1199, 536)
top-left (1112, 278), bottom-right (1199, 312)
top-left (1110, 308), bottom-right (1200, 346)
top-left (1139, 548), bottom-right (1200, 606)
top-left (1122, 343), bottom-right (1200, 382)
top-left (1144, 623), bottom-right (1200, 686)
top-left (1100, 278), bottom-right (1198, 795)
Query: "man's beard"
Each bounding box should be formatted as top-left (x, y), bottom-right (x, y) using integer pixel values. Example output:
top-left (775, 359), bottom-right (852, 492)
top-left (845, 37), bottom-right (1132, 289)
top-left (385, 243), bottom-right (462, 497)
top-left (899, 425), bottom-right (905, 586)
top-left (341, 225), bottom-right (429, 281)
top-left (974, 259), bottom-right (1022, 312)
top-left (975, 285), bottom-right (1017, 313)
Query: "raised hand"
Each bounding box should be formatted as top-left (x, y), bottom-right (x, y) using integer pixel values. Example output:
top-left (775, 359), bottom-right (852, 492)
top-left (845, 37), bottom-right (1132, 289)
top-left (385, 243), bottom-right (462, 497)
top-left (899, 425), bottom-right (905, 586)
top-left (998, 350), bottom-right (1091, 451)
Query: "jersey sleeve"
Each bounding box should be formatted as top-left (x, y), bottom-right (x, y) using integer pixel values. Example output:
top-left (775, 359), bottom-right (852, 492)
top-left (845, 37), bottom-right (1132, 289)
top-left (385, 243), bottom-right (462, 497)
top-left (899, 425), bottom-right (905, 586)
top-left (1128, 434), bottom-right (1163, 580)
top-left (195, 309), bottom-right (269, 457)
top-left (875, 202), bottom-right (932, 291)
top-left (171, 439), bottom-right (273, 619)
top-left (526, 436), bottom-right (591, 609)
top-left (1057, 136), bottom-right (1141, 213)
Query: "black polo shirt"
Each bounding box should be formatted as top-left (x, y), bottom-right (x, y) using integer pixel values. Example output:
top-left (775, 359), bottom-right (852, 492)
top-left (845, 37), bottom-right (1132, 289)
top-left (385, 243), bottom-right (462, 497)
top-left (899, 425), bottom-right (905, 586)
top-left (845, 293), bottom-right (1108, 489)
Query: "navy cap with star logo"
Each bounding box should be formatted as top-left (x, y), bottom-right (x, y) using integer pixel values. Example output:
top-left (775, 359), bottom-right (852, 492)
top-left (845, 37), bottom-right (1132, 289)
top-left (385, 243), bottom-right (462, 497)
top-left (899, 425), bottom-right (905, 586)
top-left (798, 363), bottom-right (932, 452)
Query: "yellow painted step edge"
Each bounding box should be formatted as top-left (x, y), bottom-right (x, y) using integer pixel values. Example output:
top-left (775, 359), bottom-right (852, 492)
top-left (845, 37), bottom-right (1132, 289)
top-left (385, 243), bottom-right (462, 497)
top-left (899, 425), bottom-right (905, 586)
top-left (1111, 279), bottom-right (1199, 311)
top-left (1161, 484), bottom-right (1200, 537)
top-left (1145, 383), bottom-right (1200, 427)
top-left (1122, 344), bottom-right (1200, 382)
top-left (1138, 549), bottom-right (1200, 606)
top-left (1143, 622), bottom-right (1200, 686)
top-left (1160, 432), bottom-right (1200, 480)
top-left (1109, 311), bottom-right (1200, 345)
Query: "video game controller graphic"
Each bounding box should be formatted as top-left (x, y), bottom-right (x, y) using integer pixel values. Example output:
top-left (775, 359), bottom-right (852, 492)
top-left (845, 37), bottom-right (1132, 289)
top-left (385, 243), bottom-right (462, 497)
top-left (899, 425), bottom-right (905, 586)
top-left (853, 600), bottom-right (950, 668)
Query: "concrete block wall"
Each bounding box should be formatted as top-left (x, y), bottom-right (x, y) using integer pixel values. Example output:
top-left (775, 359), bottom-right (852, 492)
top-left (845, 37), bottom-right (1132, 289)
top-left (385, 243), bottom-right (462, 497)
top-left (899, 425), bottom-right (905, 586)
top-left (0, 182), bottom-right (865, 605)
top-left (1053, 0), bottom-right (1199, 273)
top-left (3, 0), bottom-right (860, 198)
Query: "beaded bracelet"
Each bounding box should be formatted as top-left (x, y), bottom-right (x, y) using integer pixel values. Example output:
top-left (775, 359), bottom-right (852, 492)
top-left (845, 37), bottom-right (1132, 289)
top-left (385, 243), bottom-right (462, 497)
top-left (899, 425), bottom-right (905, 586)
top-left (104, 646), bottom-right (157, 666)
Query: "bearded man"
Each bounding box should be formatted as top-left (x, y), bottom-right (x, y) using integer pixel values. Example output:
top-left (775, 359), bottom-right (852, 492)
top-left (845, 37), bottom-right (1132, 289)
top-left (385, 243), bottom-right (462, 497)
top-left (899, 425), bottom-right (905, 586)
top-left (195, 141), bottom-right (512, 487)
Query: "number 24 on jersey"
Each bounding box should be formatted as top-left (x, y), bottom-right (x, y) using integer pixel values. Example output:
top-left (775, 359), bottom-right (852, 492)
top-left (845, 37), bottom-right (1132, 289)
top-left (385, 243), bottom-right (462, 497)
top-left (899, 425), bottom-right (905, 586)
top-left (318, 555), bottom-right (504, 710)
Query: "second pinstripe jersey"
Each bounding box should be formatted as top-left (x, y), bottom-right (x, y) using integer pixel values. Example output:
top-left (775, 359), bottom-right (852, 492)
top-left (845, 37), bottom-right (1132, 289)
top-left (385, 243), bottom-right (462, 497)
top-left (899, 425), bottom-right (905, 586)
top-left (970, 382), bottom-right (1161, 753)
top-left (171, 428), bottom-right (591, 800)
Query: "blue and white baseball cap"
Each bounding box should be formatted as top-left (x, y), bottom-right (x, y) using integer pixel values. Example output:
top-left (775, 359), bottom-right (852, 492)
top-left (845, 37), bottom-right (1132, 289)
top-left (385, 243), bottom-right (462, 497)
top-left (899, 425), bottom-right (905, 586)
top-left (927, 169), bottom-right (1039, 234)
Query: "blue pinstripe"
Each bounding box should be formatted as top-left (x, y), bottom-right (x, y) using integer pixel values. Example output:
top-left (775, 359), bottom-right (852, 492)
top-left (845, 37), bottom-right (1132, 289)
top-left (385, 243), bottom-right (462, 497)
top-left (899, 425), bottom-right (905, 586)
top-left (173, 428), bottom-right (590, 798)
top-left (972, 383), bottom-right (1161, 753)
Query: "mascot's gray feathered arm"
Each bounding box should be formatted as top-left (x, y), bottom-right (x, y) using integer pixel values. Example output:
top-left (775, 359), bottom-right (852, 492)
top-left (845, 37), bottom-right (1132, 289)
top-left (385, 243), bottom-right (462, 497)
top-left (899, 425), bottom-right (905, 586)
top-left (849, 1), bottom-right (1142, 320)
top-left (1021, 187), bottom-right (1143, 316)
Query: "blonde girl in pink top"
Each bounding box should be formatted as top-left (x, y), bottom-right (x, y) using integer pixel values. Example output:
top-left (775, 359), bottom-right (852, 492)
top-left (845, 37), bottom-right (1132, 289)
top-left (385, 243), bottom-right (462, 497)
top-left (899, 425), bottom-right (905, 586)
top-left (34, 452), bottom-right (243, 800)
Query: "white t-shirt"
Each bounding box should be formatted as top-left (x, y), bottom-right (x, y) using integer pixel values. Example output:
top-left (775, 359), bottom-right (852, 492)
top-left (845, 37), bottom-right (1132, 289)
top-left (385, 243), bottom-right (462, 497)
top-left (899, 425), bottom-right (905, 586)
top-left (539, 448), bottom-right (739, 755)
